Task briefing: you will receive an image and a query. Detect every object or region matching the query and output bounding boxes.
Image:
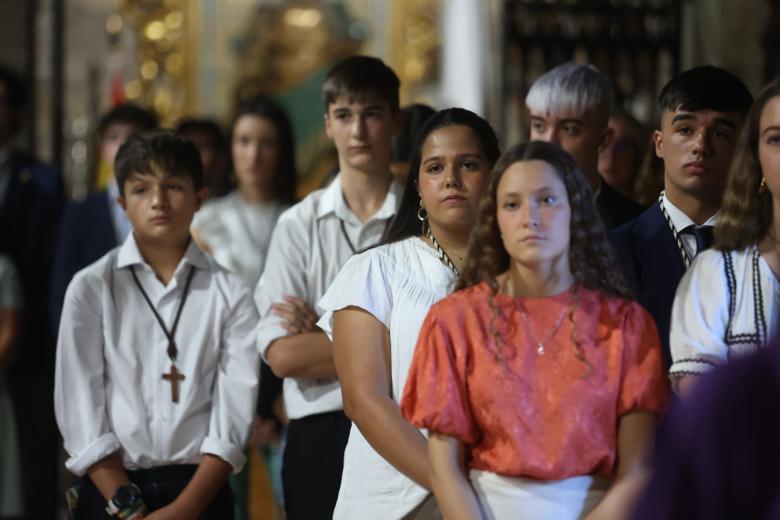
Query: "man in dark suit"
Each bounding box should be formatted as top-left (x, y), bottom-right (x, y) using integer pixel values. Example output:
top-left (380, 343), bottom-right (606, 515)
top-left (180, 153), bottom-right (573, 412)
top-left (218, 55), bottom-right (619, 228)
top-left (0, 64), bottom-right (63, 520)
top-left (610, 66), bottom-right (753, 369)
top-left (50, 103), bottom-right (156, 331)
top-left (525, 62), bottom-right (645, 228)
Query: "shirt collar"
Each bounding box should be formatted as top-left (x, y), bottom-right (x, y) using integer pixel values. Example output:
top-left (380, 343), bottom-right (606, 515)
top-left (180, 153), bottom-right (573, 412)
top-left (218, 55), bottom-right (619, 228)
top-left (316, 172), bottom-right (402, 223)
top-left (116, 232), bottom-right (211, 272)
top-left (662, 192), bottom-right (718, 230)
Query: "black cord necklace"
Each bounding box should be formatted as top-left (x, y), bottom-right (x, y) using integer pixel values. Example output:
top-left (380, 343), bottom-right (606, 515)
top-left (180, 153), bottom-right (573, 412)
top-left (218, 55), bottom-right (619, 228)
top-left (129, 265), bottom-right (196, 403)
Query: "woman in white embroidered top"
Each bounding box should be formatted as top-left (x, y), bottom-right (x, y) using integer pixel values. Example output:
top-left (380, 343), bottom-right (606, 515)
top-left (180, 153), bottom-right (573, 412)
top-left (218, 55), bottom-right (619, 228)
top-left (317, 108), bottom-right (500, 519)
top-left (670, 78), bottom-right (780, 398)
top-left (192, 96), bottom-right (298, 287)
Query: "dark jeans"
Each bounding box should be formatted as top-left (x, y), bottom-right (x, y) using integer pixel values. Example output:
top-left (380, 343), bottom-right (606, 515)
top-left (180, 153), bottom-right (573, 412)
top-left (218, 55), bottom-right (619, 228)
top-left (73, 465), bottom-right (233, 519)
top-left (282, 410), bottom-right (351, 520)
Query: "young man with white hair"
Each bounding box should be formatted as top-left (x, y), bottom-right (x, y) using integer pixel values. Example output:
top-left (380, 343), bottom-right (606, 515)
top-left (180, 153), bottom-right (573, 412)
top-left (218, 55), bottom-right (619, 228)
top-left (526, 62), bottom-right (644, 228)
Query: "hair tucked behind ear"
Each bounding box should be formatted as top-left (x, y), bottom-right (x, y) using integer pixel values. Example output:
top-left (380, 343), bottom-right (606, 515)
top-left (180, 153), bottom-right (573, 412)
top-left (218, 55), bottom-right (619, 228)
top-left (456, 141), bottom-right (632, 300)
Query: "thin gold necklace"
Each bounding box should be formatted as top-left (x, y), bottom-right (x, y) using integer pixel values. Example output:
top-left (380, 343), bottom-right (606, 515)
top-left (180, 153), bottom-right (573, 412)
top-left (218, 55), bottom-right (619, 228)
top-left (505, 274), bottom-right (571, 355)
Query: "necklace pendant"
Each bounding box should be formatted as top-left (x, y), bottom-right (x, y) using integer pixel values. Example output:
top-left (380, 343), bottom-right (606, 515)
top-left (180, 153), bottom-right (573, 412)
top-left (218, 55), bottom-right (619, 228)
top-left (537, 343), bottom-right (545, 355)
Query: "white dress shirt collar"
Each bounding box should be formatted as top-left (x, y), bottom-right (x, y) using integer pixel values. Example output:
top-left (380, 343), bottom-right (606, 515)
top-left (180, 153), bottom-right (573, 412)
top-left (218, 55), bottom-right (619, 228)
top-left (316, 173), bottom-right (401, 224)
top-left (116, 233), bottom-right (211, 273)
top-left (662, 192), bottom-right (718, 230)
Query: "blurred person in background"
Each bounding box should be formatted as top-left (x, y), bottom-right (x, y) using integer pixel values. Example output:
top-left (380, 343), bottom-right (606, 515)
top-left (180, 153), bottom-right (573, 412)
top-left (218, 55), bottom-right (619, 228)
top-left (598, 107), bottom-right (650, 203)
top-left (0, 64), bottom-right (62, 520)
top-left (191, 96), bottom-right (298, 519)
top-left (389, 103), bottom-right (435, 186)
top-left (176, 117), bottom-right (231, 199)
top-left (50, 103), bottom-right (157, 332)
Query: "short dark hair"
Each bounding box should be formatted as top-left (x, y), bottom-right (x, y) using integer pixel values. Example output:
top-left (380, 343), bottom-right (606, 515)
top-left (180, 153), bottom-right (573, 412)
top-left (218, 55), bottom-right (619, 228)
top-left (381, 107), bottom-right (501, 246)
top-left (658, 65), bottom-right (753, 116)
top-left (176, 117), bottom-right (226, 149)
top-left (115, 129), bottom-right (203, 196)
top-left (322, 55), bottom-right (400, 113)
top-left (391, 103), bottom-right (436, 162)
top-left (0, 65), bottom-right (25, 110)
top-left (98, 103), bottom-right (158, 138)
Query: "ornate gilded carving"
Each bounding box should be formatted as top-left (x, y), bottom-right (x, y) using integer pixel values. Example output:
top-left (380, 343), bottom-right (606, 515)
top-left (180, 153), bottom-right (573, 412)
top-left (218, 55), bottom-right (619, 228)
top-left (116, 0), bottom-right (194, 126)
top-left (390, 0), bottom-right (441, 104)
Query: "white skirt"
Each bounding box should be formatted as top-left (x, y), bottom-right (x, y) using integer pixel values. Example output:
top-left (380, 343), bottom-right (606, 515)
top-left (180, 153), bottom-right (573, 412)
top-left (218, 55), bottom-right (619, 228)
top-left (469, 470), bottom-right (609, 520)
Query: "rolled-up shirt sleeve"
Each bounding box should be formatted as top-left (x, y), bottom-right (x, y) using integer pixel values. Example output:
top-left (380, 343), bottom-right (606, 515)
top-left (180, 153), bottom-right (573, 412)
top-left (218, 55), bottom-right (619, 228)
top-left (54, 272), bottom-right (121, 476)
top-left (255, 211), bottom-right (310, 360)
top-left (202, 286), bottom-right (261, 473)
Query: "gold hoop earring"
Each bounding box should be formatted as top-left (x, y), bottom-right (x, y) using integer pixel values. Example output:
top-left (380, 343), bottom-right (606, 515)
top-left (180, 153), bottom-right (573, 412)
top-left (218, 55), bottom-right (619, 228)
top-left (759, 177), bottom-right (767, 194)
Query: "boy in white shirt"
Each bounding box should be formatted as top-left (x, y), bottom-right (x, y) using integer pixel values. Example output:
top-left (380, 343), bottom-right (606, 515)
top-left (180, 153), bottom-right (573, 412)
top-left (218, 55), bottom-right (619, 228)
top-left (55, 130), bottom-right (260, 518)
top-left (255, 55), bottom-right (402, 519)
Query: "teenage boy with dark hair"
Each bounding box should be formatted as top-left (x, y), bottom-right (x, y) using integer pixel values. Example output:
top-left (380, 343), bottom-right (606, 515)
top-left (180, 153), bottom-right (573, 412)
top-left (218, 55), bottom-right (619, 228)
top-left (50, 103), bottom-right (157, 331)
top-left (526, 62), bottom-right (645, 228)
top-left (55, 130), bottom-right (260, 518)
top-left (255, 55), bottom-right (402, 519)
top-left (610, 65), bottom-right (753, 369)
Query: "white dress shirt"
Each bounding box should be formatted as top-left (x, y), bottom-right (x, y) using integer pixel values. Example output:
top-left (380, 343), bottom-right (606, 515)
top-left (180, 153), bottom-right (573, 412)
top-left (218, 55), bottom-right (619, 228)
top-left (255, 174), bottom-right (401, 420)
top-left (192, 191), bottom-right (287, 288)
top-left (662, 193), bottom-right (718, 259)
top-left (54, 234), bottom-right (260, 476)
top-left (318, 237), bottom-right (455, 519)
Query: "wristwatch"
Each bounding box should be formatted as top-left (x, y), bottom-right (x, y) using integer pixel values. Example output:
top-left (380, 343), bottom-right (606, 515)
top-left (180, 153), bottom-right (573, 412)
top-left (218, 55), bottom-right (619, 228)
top-left (105, 484), bottom-right (146, 518)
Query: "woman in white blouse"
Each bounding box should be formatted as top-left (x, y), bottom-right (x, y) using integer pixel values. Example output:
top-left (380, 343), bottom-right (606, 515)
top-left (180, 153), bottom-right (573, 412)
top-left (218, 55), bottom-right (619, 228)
top-left (192, 96), bottom-right (298, 287)
top-left (670, 78), bottom-right (780, 397)
top-left (191, 96), bottom-right (298, 515)
top-left (317, 108), bottom-right (500, 519)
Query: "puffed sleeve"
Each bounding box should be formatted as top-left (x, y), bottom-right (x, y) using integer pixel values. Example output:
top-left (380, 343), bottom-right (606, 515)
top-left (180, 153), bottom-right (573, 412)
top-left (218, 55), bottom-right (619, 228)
top-left (617, 302), bottom-right (667, 416)
top-left (201, 284), bottom-right (261, 473)
top-left (317, 249), bottom-right (392, 338)
top-left (668, 250), bottom-right (730, 379)
top-left (401, 308), bottom-right (479, 444)
top-left (54, 272), bottom-right (121, 476)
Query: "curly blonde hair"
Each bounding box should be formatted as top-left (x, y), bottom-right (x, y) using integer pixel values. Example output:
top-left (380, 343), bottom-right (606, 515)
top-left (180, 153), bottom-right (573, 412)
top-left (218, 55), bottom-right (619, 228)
top-left (715, 77), bottom-right (780, 251)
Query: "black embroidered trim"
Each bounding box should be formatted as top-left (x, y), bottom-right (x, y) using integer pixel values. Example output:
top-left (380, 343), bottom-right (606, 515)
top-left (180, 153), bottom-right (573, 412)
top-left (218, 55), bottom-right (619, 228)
top-left (753, 248), bottom-right (767, 345)
top-left (723, 249), bottom-right (765, 348)
top-left (672, 358), bottom-right (718, 367)
top-left (669, 369), bottom-right (710, 376)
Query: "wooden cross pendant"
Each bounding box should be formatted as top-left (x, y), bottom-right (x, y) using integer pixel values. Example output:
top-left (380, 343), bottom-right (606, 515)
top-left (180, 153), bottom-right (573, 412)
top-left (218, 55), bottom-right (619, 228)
top-left (162, 364), bottom-right (186, 403)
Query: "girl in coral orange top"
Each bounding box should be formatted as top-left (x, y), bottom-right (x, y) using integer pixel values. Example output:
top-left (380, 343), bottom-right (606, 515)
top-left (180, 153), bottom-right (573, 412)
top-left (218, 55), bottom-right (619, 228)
top-left (401, 141), bottom-right (667, 520)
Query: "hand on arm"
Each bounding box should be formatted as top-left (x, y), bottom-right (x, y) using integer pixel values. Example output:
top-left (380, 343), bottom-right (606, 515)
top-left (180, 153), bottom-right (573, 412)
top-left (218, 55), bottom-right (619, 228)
top-left (272, 296), bottom-right (319, 335)
top-left (145, 455), bottom-right (232, 520)
top-left (584, 411), bottom-right (656, 520)
top-left (428, 433), bottom-right (484, 520)
top-left (333, 307), bottom-right (432, 489)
